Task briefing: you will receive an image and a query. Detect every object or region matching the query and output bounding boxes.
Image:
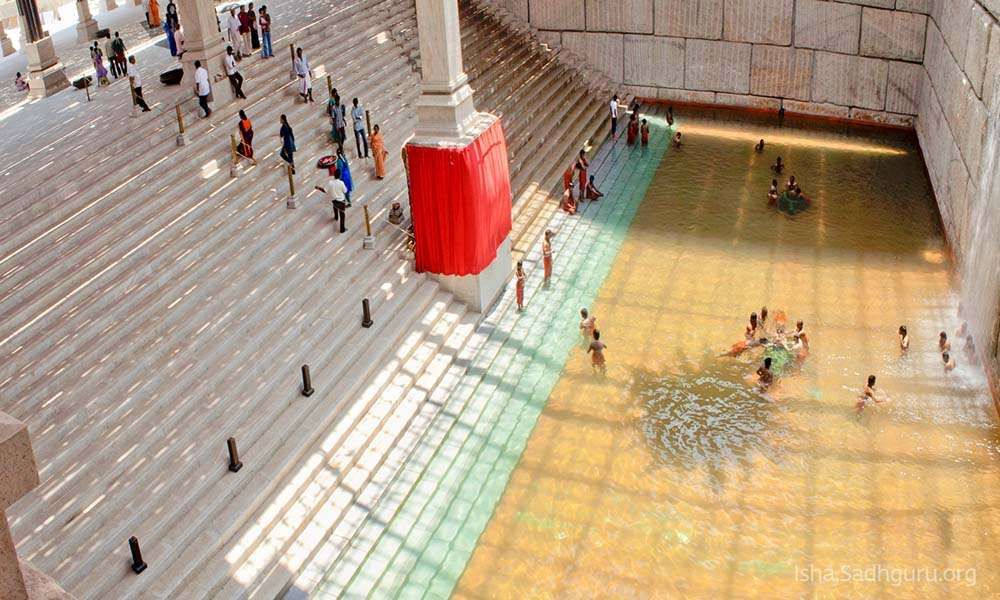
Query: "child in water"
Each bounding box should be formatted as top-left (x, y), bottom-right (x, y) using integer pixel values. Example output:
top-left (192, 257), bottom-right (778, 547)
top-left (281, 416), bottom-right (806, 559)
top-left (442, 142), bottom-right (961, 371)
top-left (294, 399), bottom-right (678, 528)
top-left (672, 132), bottom-right (682, 148)
top-left (755, 139), bottom-right (765, 152)
top-left (768, 179), bottom-right (779, 205)
top-left (515, 260), bottom-right (526, 311)
top-left (756, 357), bottom-right (774, 389)
top-left (943, 352), bottom-right (956, 372)
top-left (794, 320), bottom-right (808, 349)
top-left (588, 329), bottom-right (607, 373)
top-left (772, 156), bottom-right (783, 173)
top-left (855, 375), bottom-right (885, 412)
top-left (579, 308), bottom-right (596, 340)
top-left (898, 325), bottom-right (909, 352)
top-left (939, 331), bottom-right (950, 352)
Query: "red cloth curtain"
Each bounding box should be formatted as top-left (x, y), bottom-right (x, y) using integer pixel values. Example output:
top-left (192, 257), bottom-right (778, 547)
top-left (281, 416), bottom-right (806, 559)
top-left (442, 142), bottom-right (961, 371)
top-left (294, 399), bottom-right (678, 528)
top-left (406, 120), bottom-right (513, 276)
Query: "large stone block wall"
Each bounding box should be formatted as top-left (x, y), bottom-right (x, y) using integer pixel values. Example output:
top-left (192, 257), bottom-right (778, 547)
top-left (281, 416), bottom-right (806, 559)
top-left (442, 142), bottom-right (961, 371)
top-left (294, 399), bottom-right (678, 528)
top-left (915, 0), bottom-right (1000, 387)
top-left (497, 0), bottom-right (933, 126)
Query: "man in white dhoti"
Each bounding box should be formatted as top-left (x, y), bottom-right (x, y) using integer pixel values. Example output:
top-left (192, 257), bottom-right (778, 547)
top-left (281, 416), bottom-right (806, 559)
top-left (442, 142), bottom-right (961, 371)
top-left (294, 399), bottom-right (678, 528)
top-left (294, 47), bottom-right (314, 103)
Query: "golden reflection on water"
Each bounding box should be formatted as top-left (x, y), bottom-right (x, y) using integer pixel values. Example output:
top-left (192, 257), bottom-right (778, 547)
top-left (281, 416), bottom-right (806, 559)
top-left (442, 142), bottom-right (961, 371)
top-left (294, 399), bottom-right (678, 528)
top-left (455, 112), bottom-right (1000, 599)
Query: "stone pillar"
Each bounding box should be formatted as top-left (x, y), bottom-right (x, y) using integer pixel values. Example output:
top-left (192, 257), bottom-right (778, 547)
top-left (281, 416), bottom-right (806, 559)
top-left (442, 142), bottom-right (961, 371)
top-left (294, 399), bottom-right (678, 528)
top-left (177, 0), bottom-right (233, 109)
top-left (0, 413), bottom-right (40, 600)
top-left (75, 0), bottom-right (99, 43)
top-left (17, 0), bottom-right (69, 98)
top-left (406, 0), bottom-right (512, 312)
top-left (411, 0), bottom-right (477, 141)
top-left (0, 23), bottom-right (14, 56)
top-left (104, 0), bottom-right (116, 11)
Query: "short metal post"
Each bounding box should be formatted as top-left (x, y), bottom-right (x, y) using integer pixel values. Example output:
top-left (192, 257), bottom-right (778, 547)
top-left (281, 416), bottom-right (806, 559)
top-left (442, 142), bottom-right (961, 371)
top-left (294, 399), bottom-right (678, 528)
top-left (85, 78), bottom-right (91, 102)
top-left (286, 164), bottom-right (296, 209)
top-left (365, 109), bottom-right (372, 137)
top-left (229, 134), bottom-right (239, 178)
top-left (301, 364), bottom-right (314, 396)
top-left (175, 104), bottom-right (187, 146)
top-left (288, 43), bottom-right (296, 80)
top-left (227, 437), bottom-right (243, 472)
top-left (129, 536), bottom-right (147, 574)
top-left (362, 204), bottom-right (374, 249)
top-left (361, 298), bottom-right (373, 328)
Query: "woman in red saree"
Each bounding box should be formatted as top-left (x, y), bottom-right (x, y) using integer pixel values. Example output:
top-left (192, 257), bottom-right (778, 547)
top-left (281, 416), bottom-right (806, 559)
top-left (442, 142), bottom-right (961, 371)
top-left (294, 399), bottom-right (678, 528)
top-left (236, 109), bottom-right (256, 164)
top-left (561, 165), bottom-right (576, 214)
top-left (626, 113), bottom-right (639, 145)
top-left (575, 149), bottom-right (589, 196)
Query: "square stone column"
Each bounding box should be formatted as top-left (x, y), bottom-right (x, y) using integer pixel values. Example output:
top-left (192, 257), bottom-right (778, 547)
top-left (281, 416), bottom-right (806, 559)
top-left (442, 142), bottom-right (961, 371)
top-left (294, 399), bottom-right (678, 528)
top-left (0, 413), bottom-right (40, 600)
top-left (0, 25), bottom-right (14, 56)
top-left (104, 0), bottom-right (116, 11)
top-left (24, 36), bottom-right (69, 98)
top-left (75, 0), bottom-right (99, 43)
top-left (178, 0), bottom-right (233, 108)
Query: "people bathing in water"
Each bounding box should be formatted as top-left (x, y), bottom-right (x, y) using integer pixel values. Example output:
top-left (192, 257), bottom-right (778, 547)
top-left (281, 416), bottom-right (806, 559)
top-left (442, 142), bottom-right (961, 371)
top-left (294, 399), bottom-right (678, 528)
top-left (673, 132), bottom-right (682, 148)
top-left (587, 329), bottom-right (607, 373)
top-left (794, 320), bottom-right (808, 349)
top-left (898, 325), bottom-right (909, 352)
top-left (786, 175), bottom-right (797, 191)
top-left (640, 119), bottom-right (650, 146)
top-left (666, 106), bottom-right (674, 126)
top-left (772, 156), bottom-right (784, 173)
top-left (855, 375), bottom-right (884, 411)
top-left (579, 308), bottom-right (596, 340)
top-left (939, 331), bottom-right (950, 352)
top-left (767, 179), bottom-right (779, 205)
top-left (756, 357), bottom-right (774, 389)
top-left (755, 139), bottom-right (765, 153)
top-left (943, 352), bottom-right (956, 372)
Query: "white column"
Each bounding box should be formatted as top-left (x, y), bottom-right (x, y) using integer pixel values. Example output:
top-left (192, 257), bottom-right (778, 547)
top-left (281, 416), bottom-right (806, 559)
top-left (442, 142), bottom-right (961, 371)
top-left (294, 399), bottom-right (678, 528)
top-left (75, 0), bottom-right (100, 43)
top-left (17, 0), bottom-right (69, 98)
top-left (0, 24), bottom-right (14, 56)
top-left (412, 0), bottom-right (478, 141)
top-left (177, 0), bottom-right (233, 108)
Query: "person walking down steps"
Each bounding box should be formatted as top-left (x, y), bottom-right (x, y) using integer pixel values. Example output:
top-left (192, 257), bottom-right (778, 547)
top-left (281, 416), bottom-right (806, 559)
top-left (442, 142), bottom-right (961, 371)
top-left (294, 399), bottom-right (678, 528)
top-left (225, 46), bottom-right (247, 99)
top-left (315, 169), bottom-right (349, 233)
top-left (127, 56), bottom-right (151, 112)
top-left (279, 114), bottom-right (296, 173)
top-left (194, 60), bottom-right (212, 117)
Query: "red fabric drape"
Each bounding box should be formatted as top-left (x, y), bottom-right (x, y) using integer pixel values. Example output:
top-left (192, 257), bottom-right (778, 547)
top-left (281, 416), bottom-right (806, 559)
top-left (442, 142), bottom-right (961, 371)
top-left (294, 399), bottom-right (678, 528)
top-left (406, 119), bottom-right (512, 276)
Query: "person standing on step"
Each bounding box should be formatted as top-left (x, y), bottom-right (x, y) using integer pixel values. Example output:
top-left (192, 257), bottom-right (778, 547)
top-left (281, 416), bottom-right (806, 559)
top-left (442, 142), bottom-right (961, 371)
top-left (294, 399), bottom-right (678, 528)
top-left (104, 34), bottom-right (119, 78)
top-left (542, 229), bottom-right (555, 287)
top-left (515, 260), bottom-right (526, 311)
top-left (575, 149), bottom-right (589, 199)
top-left (194, 60), bottom-right (212, 117)
top-left (111, 32), bottom-right (127, 79)
top-left (225, 46), bottom-right (247, 99)
top-left (227, 8), bottom-right (244, 59)
top-left (237, 6), bottom-right (251, 55)
top-left (127, 56), bottom-right (151, 112)
top-left (294, 48), bottom-right (313, 102)
top-left (248, 3), bottom-right (260, 50)
top-left (258, 6), bottom-right (272, 58)
top-left (315, 169), bottom-right (348, 233)
top-left (371, 124), bottom-right (388, 179)
top-left (609, 94), bottom-right (619, 139)
top-left (91, 42), bottom-right (110, 86)
top-left (279, 114), bottom-right (296, 173)
top-left (236, 109), bottom-right (256, 164)
top-left (351, 97), bottom-right (369, 158)
top-left (335, 148), bottom-right (353, 205)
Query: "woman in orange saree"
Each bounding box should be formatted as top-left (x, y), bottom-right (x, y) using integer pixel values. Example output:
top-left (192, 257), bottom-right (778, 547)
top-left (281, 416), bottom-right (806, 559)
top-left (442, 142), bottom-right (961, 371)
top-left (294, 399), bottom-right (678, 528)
top-left (371, 124), bottom-right (388, 179)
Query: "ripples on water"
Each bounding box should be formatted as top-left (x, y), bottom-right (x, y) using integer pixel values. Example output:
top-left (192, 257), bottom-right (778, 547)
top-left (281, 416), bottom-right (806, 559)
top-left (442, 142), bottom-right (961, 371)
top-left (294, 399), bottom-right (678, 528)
top-left (634, 367), bottom-right (789, 471)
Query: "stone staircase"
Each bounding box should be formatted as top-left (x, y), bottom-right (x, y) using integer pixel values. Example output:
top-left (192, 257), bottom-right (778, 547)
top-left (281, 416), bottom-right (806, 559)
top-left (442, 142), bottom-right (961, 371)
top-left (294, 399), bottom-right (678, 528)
top-left (0, 0), bottom-right (621, 597)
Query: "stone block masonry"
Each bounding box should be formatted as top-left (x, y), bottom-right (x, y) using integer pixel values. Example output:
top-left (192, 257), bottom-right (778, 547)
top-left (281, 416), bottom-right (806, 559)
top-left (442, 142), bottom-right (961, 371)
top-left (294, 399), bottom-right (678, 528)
top-left (505, 0), bottom-right (931, 124)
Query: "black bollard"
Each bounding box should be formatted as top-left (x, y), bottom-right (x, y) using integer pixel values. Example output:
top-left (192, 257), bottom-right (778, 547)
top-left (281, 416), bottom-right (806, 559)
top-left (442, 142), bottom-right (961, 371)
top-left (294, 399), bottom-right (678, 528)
top-left (362, 298), bottom-right (373, 328)
top-left (227, 437), bottom-right (243, 472)
top-left (301, 364), bottom-right (315, 397)
top-left (129, 536), bottom-right (147, 574)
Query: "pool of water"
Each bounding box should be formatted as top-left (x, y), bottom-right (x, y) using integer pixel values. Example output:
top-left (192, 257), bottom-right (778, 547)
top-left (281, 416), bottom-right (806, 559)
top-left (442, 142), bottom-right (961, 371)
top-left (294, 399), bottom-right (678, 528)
top-left (454, 109), bottom-right (1000, 598)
